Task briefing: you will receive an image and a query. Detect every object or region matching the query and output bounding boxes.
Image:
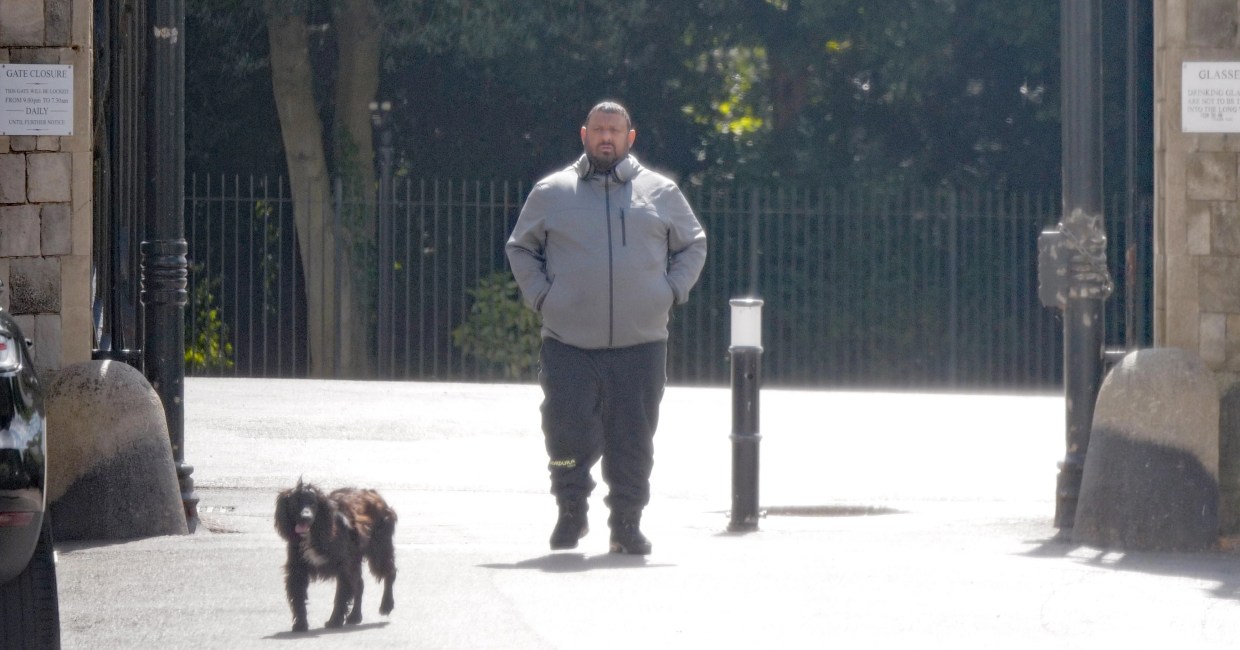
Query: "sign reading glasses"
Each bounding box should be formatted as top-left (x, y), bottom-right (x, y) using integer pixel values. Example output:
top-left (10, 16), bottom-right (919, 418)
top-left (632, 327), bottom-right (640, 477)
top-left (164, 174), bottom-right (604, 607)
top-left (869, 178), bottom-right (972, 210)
top-left (0, 64), bottom-right (73, 136)
top-left (1184, 62), bottom-right (1240, 133)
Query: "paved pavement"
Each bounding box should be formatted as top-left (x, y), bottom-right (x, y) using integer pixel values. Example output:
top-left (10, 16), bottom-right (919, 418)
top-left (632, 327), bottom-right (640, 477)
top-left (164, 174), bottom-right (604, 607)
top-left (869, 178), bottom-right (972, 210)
top-left (52, 378), bottom-right (1240, 648)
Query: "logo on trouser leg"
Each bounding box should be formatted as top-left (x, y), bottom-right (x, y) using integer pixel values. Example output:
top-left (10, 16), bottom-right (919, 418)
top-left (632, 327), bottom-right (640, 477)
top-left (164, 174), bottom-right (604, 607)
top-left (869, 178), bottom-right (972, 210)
top-left (549, 458), bottom-right (577, 469)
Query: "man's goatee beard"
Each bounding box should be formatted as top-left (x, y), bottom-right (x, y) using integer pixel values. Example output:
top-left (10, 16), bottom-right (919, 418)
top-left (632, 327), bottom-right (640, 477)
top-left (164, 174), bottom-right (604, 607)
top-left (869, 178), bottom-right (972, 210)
top-left (586, 152), bottom-right (624, 174)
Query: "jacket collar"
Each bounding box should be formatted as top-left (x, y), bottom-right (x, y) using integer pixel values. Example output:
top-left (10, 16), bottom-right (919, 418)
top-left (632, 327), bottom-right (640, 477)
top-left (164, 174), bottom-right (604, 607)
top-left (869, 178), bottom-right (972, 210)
top-left (573, 154), bottom-right (640, 184)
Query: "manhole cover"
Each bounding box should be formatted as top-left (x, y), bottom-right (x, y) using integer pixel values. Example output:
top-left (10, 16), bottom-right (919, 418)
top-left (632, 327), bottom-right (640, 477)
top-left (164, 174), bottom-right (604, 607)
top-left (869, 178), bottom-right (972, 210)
top-left (764, 505), bottom-right (901, 517)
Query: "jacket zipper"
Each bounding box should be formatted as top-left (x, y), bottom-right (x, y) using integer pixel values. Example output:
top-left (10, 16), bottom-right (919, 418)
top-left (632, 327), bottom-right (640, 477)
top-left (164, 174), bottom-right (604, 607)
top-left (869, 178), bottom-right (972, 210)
top-left (604, 172), bottom-right (614, 346)
top-left (620, 209), bottom-right (627, 246)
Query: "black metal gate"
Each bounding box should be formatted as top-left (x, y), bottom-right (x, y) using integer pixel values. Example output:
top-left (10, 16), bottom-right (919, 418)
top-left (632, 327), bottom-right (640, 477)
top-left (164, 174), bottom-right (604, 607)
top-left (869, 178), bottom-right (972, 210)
top-left (91, 0), bottom-right (147, 364)
top-left (184, 175), bottom-right (1153, 389)
top-left (92, 0), bottom-right (197, 519)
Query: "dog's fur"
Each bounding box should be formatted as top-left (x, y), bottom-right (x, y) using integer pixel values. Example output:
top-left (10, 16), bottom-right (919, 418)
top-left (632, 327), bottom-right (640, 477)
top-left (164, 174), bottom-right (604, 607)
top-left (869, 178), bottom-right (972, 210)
top-left (274, 479), bottom-right (398, 632)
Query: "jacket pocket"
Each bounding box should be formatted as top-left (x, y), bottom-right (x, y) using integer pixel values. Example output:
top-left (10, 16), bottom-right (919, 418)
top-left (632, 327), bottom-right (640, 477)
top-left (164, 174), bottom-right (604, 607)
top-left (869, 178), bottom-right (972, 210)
top-left (537, 276), bottom-right (556, 312)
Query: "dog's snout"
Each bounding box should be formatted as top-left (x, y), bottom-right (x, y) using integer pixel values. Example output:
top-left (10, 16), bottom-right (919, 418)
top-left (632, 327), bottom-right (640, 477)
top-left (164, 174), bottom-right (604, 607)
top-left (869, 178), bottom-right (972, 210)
top-left (299, 506), bottom-right (314, 522)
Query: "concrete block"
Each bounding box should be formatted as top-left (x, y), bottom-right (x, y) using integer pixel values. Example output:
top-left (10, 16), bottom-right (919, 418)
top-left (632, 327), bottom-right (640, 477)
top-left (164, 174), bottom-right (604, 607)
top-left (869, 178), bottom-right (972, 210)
top-left (1212, 200), bottom-right (1240, 255)
top-left (8, 136), bottom-right (35, 153)
top-left (1166, 298), bottom-right (1201, 353)
top-left (40, 202), bottom-right (69, 254)
top-left (1187, 202), bottom-right (1211, 255)
top-left (34, 136), bottom-right (59, 152)
top-left (1166, 199), bottom-right (1191, 256)
top-left (1163, 0), bottom-right (1187, 42)
top-left (0, 0), bottom-right (45, 46)
top-left (1187, 0), bottom-right (1238, 48)
top-left (58, 253), bottom-right (89, 365)
top-left (70, 151), bottom-right (88, 250)
top-left (0, 204), bottom-right (40, 256)
top-left (1074, 348), bottom-right (1219, 551)
top-left (1202, 312), bottom-right (1227, 367)
top-left (1200, 257), bottom-right (1240, 312)
top-left (26, 152), bottom-right (70, 202)
top-left (1167, 254), bottom-right (1199, 306)
top-left (0, 154), bottom-right (26, 204)
top-left (1227, 315), bottom-right (1240, 373)
top-left (9, 255), bottom-right (59, 313)
top-left (45, 0), bottom-right (70, 46)
top-left (46, 361), bottom-right (189, 541)
top-left (1187, 152), bottom-right (1236, 201)
top-left (9, 48), bottom-right (57, 65)
top-left (12, 314), bottom-right (32, 341)
top-left (33, 313), bottom-right (60, 373)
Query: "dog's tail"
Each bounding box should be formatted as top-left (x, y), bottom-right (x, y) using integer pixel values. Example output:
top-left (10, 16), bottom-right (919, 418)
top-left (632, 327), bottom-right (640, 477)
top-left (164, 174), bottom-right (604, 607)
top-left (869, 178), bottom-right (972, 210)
top-left (369, 508), bottom-right (397, 615)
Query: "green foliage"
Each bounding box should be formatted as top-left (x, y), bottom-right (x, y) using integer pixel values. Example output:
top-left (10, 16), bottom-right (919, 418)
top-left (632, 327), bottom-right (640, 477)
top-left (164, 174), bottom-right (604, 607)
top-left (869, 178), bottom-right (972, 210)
top-left (452, 272), bottom-right (541, 380)
top-left (186, 265), bottom-right (235, 373)
top-left (253, 200), bottom-right (283, 314)
top-left (187, 0), bottom-right (1149, 201)
top-left (369, 0), bottom-right (1076, 189)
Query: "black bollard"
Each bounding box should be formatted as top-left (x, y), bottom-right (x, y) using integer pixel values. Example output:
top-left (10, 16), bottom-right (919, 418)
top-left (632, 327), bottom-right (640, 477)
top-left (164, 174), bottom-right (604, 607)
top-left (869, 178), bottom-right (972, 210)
top-left (729, 298), bottom-right (763, 533)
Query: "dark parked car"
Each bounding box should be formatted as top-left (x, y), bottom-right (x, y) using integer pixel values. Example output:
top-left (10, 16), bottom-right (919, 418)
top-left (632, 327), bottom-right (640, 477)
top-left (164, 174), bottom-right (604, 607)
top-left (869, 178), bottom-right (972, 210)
top-left (0, 292), bottom-right (60, 649)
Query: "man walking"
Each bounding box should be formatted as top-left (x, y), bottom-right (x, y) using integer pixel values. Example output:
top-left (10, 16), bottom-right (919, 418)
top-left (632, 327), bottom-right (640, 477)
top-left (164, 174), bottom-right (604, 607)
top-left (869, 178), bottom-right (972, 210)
top-left (505, 101), bottom-right (707, 555)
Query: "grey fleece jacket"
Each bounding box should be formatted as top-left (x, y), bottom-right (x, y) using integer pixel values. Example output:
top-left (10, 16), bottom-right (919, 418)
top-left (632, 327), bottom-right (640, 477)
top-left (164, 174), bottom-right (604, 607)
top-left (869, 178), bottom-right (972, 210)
top-left (505, 154), bottom-right (707, 350)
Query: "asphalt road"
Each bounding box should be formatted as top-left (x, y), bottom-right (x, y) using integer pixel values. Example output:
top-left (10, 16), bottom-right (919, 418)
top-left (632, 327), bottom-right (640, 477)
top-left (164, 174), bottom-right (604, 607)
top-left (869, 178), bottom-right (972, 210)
top-left (51, 378), bottom-right (1240, 648)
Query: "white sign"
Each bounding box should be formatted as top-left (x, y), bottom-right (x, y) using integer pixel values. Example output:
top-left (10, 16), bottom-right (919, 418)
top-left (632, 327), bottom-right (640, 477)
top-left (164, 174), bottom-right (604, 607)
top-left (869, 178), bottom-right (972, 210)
top-left (0, 64), bottom-right (73, 136)
top-left (1183, 62), bottom-right (1240, 133)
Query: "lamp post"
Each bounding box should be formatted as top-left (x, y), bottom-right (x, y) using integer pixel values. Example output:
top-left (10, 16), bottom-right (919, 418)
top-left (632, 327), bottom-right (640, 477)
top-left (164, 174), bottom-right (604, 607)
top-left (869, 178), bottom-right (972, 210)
top-left (369, 101), bottom-right (393, 376)
top-left (1039, 0), bottom-right (1112, 531)
top-left (729, 297), bottom-right (763, 533)
top-left (143, 0), bottom-right (197, 525)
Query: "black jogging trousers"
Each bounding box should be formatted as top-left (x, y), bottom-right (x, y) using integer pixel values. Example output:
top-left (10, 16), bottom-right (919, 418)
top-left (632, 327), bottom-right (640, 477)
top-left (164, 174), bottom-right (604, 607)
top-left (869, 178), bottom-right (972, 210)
top-left (538, 337), bottom-right (667, 516)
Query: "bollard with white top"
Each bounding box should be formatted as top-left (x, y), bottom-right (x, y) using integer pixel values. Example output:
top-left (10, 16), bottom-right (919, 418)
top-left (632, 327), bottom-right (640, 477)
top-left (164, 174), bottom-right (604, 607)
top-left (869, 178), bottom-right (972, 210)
top-left (728, 297), bottom-right (763, 532)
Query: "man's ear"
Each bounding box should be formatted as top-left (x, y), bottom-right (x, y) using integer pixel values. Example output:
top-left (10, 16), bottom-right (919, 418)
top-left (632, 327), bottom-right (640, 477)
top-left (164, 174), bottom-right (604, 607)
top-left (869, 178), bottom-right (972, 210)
top-left (627, 129), bottom-right (637, 147)
top-left (581, 126), bottom-right (588, 146)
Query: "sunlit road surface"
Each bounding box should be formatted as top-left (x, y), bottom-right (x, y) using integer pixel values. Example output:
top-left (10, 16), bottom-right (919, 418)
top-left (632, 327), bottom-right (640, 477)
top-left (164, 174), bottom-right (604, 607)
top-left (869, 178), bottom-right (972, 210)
top-left (54, 379), bottom-right (1240, 649)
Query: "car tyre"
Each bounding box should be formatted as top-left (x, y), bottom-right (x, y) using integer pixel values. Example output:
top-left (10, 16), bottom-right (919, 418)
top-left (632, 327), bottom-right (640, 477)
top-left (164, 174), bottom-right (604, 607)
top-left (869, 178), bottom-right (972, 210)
top-left (0, 514), bottom-right (61, 650)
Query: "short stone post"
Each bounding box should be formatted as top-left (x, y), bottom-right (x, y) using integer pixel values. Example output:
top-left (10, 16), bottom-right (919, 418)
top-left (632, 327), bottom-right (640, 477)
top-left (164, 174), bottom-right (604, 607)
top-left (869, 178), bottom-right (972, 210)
top-left (1073, 348), bottom-right (1218, 551)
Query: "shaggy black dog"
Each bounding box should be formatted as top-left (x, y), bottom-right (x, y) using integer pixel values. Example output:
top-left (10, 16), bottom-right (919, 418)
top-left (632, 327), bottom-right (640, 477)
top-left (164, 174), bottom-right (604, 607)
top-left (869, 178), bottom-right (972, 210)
top-left (274, 479), bottom-right (398, 632)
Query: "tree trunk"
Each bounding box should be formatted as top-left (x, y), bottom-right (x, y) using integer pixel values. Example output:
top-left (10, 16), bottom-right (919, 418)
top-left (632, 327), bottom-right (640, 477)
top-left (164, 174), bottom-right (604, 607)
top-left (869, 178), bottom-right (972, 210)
top-left (333, 0), bottom-right (381, 190)
top-left (763, 2), bottom-right (810, 178)
top-left (266, 6), bottom-right (362, 377)
top-left (332, 0), bottom-right (381, 376)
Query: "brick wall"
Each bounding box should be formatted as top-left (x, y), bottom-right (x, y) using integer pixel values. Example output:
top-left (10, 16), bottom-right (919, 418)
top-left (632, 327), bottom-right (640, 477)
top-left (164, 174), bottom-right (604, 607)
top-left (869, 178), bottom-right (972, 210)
top-left (0, 0), bottom-right (92, 374)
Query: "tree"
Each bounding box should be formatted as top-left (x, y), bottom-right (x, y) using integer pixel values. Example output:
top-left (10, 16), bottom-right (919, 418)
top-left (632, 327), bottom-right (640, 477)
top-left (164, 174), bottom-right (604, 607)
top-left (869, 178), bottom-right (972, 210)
top-left (185, 1), bottom-right (1150, 379)
top-left (672, 0), bottom-right (1062, 190)
top-left (190, 1), bottom-right (1081, 192)
top-left (189, 0), bottom-right (669, 376)
top-left (250, 1), bottom-right (380, 377)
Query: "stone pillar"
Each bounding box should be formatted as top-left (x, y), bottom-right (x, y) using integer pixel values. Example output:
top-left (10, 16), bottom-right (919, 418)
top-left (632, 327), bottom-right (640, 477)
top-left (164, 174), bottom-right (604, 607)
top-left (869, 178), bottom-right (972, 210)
top-left (1156, 0), bottom-right (1240, 366)
top-left (0, 0), bottom-right (93, 374)
top-left (1156, 0), bottom-right (1240, 534)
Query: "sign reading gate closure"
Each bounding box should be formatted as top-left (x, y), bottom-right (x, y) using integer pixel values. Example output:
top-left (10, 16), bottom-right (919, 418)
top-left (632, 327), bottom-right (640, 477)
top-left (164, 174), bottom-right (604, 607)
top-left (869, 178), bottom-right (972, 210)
top-left (0, 64), bottom-right (74, 136)
top-left (1183, 62), bottom-right (1240, 133)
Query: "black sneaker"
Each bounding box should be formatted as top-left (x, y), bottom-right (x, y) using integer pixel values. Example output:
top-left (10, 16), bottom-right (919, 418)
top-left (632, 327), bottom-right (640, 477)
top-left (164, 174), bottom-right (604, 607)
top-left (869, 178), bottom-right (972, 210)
top-left (549, 503), bottom-right (588, 550)
top-left (608, 518), bottom-right (652, 555)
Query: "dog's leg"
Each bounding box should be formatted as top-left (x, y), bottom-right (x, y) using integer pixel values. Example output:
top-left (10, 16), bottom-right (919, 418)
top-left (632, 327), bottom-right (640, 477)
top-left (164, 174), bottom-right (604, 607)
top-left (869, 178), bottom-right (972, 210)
top-left (326, 577), bottom-right (351, 628)
top-left (346, 565), bottom-right (365, 625)
top-left (369, 513), bottom-right (397, 616)
top-left (286, 561), bottom-right (310, 633)
top-left (379, 570), bottom-right (395, 616)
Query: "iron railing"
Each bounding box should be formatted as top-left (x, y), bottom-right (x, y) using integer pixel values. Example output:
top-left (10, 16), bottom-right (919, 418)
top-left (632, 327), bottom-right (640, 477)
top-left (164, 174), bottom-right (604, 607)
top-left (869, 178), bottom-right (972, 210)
top-left (185, 174), bottom-right (1152, 389)
top-left (92, 0), bottom-right (148, 364)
